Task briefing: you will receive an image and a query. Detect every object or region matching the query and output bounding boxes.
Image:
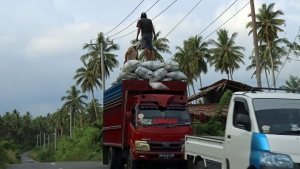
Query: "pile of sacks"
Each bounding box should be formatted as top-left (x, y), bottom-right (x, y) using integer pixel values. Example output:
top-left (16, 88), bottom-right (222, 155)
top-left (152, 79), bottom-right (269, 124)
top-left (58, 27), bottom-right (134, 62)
top-left (111, 60), bottom-right (187, 86)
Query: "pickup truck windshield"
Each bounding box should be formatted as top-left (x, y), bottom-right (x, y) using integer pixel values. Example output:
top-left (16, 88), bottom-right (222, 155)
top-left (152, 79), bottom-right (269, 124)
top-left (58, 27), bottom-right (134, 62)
top-left (137, 106), bottom-right (191, 126)
top-left (253, 99), bottom-right (300, 135)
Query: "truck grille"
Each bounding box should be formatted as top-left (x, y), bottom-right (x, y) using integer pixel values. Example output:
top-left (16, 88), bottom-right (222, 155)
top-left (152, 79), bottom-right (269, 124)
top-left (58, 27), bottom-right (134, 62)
top-left (148, 142), bottom-right (183, 152)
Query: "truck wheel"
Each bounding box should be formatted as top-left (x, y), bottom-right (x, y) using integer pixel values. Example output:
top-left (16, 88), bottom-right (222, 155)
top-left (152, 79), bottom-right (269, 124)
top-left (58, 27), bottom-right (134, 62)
top-left (127, 150), bottom-right (139, 169)
top-left (118, 149), bottom-right (124, 169)
top-left (196, 161), bottom-right (205, 169)
top-left (108, 147), bottom-right (118, 169)
top-left (178, 161), bottom-right (189, 169)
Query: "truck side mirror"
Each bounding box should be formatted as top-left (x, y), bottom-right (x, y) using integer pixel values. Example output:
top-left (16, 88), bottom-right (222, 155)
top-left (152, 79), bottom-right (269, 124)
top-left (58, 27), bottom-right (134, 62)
top-left (236, 114), bottom-right (251, 131)
top-left (126, 111), bottom-right (132, 121)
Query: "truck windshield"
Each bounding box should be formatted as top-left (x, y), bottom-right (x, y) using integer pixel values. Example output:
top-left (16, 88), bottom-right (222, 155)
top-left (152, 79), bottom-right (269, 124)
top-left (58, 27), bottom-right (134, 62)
top-left (253, 99), bottom-right (300, 135)
top-left (137, 106), bottom-right (191, 126)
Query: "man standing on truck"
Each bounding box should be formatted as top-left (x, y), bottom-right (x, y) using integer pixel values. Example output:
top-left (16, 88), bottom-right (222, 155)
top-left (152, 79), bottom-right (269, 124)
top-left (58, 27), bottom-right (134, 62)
top-left (136, 12), bottom-right (156, 61)
top-left (124, 41), bottom-right (141, 64)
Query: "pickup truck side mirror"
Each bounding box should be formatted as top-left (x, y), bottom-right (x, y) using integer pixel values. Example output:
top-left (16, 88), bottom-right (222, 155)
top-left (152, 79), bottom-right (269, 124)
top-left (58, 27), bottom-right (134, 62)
top-left (236, 114), bottom-right (251, 131)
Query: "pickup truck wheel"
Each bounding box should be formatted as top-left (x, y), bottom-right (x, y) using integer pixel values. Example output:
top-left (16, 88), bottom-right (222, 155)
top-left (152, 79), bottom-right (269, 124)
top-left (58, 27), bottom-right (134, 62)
top-left (127, 150), bottom-right (139, 169)
top-left (196, 161), bottom-right (205, 169)
top-left (108, 147), bottom-right (118, 169)
top-left (178, 161), bottom-right (189, 169)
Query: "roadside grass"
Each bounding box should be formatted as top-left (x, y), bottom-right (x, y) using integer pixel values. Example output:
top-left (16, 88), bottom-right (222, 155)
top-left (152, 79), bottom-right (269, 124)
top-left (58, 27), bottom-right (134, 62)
top-left (28, 150), bottom-right (39, 162)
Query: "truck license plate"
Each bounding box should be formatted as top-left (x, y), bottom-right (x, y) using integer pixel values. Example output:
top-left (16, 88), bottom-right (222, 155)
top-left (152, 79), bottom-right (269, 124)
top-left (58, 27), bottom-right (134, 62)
top-left (158, 154), bottom-right (174, 159)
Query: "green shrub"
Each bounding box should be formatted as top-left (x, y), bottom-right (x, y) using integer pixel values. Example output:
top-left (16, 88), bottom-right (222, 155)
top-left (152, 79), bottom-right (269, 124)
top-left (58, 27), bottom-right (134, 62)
top-left (54, 126), bottom-right (103, 162)
top-left (0, 141), bottom-right (21, 168)
top-left (38, 149), bottom-right (55, 162)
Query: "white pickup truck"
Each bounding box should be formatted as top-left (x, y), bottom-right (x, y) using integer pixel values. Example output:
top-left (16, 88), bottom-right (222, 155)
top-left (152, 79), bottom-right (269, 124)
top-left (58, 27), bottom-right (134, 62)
top-left (185, 88), bottom-right (300, 169)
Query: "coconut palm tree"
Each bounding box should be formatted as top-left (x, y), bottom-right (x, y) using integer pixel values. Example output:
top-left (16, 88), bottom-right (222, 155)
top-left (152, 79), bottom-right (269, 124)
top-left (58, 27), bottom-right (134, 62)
top-left (81, 32), bottom-right (119, 80)
top-left (208, 29), bottom-right (245, 80)
top-left (133, 31), bottom-right (171, 62)
top-left (52, 109), bottom-right (68, 136)
top-left (185, 35), bottom-right (210, 88)
top-left (2, 112), bottom-right (13, 140)
top-left (246, 38), bottom-right (286, 88)
top-left (21, 111), bottom-right (32, 144)
top-left (74, 59), bottom-right (101, 122)
top-left (61, 85), bottom-right (88, 125)
top-left (85, 99), bottom-right (102, 125)
top-left (280, 75), bottom-right (300, 93)
top-left (173, 40), bottom-right (198, 96)
top-left (246, 3), bottom-right (285, 89)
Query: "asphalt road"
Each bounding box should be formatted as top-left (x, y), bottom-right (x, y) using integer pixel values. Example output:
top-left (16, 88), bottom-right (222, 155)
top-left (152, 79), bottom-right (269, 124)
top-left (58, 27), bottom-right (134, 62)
top-left (6, 161), bottom-right (108, 169)
top-left (6, 152), bottom-right (108, 169)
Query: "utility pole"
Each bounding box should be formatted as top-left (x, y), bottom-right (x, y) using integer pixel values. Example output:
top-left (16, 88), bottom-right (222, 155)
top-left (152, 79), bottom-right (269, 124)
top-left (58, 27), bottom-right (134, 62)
top-left (48, 134), bottom-right (49, 149)
top-left (43, 133), bottom-right (45, 150)
top-left (250, 0), bottom-right (262, 88)
top-left (70, 106), bottom-right (72, 138)
top-left (40, 132), bottom-right (41, 148)
top-left (36, 135), bottom-right (38, 147)
top-left (54, 128), bottom-right (57, 150)
top-left (100, 42), bottom-right (105, 122)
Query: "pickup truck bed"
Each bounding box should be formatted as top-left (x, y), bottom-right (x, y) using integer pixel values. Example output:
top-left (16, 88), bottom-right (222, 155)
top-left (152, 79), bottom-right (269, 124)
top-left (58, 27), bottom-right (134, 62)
top-left (185, 135), bottom-right (224, 163)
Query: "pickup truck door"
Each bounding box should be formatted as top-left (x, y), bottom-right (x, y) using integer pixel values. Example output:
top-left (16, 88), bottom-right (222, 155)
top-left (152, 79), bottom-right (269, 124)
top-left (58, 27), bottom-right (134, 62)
top-left (224, 97), bottom-right (252, 169)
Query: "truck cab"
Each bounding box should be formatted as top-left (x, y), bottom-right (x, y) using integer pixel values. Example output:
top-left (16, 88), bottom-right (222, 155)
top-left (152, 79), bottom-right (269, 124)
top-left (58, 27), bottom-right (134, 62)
top-left (185, 89), bottom-right (300, 169)
top-left (103, 80), bottom-right (193, 169)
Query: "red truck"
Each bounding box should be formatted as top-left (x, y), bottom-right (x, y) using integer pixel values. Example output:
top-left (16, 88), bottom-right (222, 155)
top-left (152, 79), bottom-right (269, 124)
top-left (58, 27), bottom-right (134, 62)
top-left (102, 80), bottom-right (193, 169)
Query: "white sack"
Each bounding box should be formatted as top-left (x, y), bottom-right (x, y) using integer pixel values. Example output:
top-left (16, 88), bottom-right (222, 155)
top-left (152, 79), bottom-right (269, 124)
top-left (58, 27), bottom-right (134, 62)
top-left (122, 60), bottom-right (142, 72)
top-left (134, 66), bottom-right (154, 79)
top-left (117, 72), bottom-right (138, 81)
top-left (153, 68), bottom-right (168, 81)
top-left (165, 71), bottom-right (187, 80)
top-left (165, 60), bottom-right (180, 72)
top-left (149, 82), bottom-right (169, 90)
top-left (161, 77), bottom-right (172, 81)
top-left (142, 61), bottom-right (164, 71)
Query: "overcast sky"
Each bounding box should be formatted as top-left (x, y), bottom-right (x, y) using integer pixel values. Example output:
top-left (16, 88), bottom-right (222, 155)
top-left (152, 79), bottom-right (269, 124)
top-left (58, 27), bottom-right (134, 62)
top-left (1, 0), bottom-right (300, 117)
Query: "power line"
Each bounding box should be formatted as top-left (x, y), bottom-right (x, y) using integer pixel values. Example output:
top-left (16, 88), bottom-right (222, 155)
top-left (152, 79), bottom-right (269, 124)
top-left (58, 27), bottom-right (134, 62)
top-left (164, 0), bottom-right (203, 39)
top-left (151, 0), bottom-right (177, 21)
top-left (108, 0), bottom-right (160, 38)
top-left (275, 26), bottom-right (300, 81)
top-left (198, 0), bottom-right (238, 36)
top-left (166, 1), bottom-right (248, 62)
top-left (112, 0), bottom-right (177, 41)
top-left (202, 2), bottom-right (250, 42)
top-left (104, 0), bottom-right (144, 36)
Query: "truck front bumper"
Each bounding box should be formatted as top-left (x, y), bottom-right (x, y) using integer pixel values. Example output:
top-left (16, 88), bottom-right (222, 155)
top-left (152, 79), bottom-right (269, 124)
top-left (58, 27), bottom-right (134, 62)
top-left (134, 151), bottom-right (185, 161)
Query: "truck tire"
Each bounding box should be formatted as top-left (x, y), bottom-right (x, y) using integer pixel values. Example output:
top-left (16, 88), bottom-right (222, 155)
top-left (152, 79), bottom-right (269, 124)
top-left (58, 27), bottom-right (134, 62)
top-left (127, 149), bottom-right (139, 169)
top-left (103, 146), bottom-right (109, 165)
top-left (178, 161), bottom-right (189, 169)
top-left (108, 147), bottom-right (118, 169)
top-left (196, 161), bottom-right (205, 169)
top-left (118, 149), bottom-right (124, 169)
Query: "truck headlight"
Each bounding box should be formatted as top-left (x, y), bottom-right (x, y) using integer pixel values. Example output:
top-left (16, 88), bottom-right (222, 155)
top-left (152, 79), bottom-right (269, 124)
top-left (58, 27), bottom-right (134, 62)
top-left (260, 152), bottom-right (294, 168)
top-left (135, 141), bottom-right (150, 151)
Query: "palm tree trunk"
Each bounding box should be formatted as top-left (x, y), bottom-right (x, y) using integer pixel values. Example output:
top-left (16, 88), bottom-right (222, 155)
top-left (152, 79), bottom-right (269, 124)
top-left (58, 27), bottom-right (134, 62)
top-left (227, 73), bottom-right (229, 80)
top-left (266, 35), bottom-right (276, 91)
top-left (60, 126), bottom-right (63, 136)
top-left (73, 109), bottom-right (76, 127)
top-left (192, 82), bottom-right (196, 95)
top-left (199, 73), bottom-right (203, 89)
top-left (187, 85), bottom-right (191, 97)
top-left (80, 115), bottom-right (83, 128)
top-left (230, 69), bottom-right (233, 80)
top-left (91, 90), bottom-right (99, 121)
top-left (264, 69), bottom-right (270, 91)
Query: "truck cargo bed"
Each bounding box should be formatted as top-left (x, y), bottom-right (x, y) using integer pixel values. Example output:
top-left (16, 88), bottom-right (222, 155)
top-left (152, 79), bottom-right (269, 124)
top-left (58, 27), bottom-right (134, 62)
top-left (185, 135), bottom-right (224, 163)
